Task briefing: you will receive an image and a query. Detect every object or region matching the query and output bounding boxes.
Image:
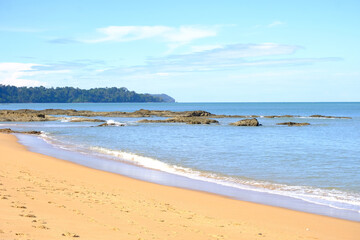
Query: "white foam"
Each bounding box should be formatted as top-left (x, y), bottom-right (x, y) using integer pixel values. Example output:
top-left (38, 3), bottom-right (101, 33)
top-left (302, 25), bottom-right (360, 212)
top-left (89, 146), bottom-right (360, 211)
top-left (106, 119), bottom-right (126, 126)
top-left (36, 132), bottom-right (360, 213)
top-left (60, 118), bottom-right (70, 122)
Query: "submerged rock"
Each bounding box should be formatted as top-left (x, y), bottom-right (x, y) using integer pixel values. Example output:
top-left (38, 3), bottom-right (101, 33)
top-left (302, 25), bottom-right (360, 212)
top-left (230, 118), bottom-right (261, 126)
top-left (0, 111), bottom-right (59, 122)
top-left (0, 128), bottom-right (42, 135)
top-left (138, 116), bottom-right (219, 125)
top-left (0, 109), bottom-right (352, 120)
top-left (276, 122), bottom-right (310, 126)
top-left (309, 115), bottom-right (351, 119)
top-left (184, 110), bottom-right (212, 117)
top-left (66, 117), bottom-right (105, 123)
top-left (97, 121), bottom-right (126, 127)
top-left (263, 115), bottom-right (297, 118)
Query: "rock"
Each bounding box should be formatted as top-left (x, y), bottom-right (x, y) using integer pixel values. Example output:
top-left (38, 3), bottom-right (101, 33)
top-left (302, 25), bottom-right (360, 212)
top-left (97, 121), bottom-right (126, 127)
top-left (138, 117), bottom-right (219, 125)
top-left (276, 122), bottom-right (310, 126)
top-left (309, 115), bottom-right (351, 119)
top-left (0, 111), bottom-right (59, 122)
top-left (230, 118), bottom-right (261, 126)
top-left (24, 130), bottom-right (42, 134)
top-left (169, 117), bottom-right (218, 124)
top-left (0, 109), bottom-right (352, 120)
top-left (184, 110), bottom-right (212, 117)
top-left (0, 128), bottom-right (13, 133)
top-left (263, 115), bottom-right (296, 118)
top-left (66, 117), bottom-right (105, 122)
top-left (0, 128), bottom-right (42, 135)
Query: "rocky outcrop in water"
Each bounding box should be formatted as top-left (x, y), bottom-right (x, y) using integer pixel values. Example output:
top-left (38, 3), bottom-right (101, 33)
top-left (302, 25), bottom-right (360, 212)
top-left (97, 122), bottom-right (126, 127)
top-left (0, 128), bottom-right (42, 135)
top-left (230, 118), bottom-right (261, 126)
top-left (0, 111), bottom-right (58, 122)
top-left (64, 117), bottom-right (105, 123)
top-left (0, 109), bottom-right (352, 121)
top-left (0, 111), bottom-right (106, 122)
top-left (263, 115), bottom-right (298, 118)
top-left (309, 115), bottom-right (351, 119)
top-left (138, 117), bottom-right (219, 125)
top-left (276, 122), bottom-right (310, 126)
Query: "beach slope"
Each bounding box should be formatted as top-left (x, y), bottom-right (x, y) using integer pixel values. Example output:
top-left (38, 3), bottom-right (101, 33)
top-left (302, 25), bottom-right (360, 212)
top-left (0, 133), bottom-right (359, 240)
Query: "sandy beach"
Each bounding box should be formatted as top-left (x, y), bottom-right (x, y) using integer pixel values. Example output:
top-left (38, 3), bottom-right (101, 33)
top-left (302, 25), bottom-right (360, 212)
top-left (0, 133), bottom-right (359, 240)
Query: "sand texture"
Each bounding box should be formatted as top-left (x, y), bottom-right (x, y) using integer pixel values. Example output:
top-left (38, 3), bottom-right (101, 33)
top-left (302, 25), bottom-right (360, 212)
top-left (0, 133), bottom-right (359, 240)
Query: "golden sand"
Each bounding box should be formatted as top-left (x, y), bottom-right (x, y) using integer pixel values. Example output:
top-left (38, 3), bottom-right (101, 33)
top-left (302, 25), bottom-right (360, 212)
top-left (0, 133), bottom-right (359, 240)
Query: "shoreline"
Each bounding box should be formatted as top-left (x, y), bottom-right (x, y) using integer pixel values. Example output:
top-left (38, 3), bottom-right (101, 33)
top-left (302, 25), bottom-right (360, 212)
top-left (17, 132), bottom-right (360, 222)
top-left (1, 133), bottom-right (360, 239)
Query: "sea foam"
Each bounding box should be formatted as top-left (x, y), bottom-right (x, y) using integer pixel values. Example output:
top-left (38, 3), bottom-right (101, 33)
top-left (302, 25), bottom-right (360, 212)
top-left (87, 145), bottom-right (360, 213)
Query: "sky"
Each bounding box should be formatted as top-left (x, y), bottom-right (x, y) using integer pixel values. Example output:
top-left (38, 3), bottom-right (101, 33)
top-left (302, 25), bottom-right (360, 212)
top-left (0, 0), bottom-right (359, 102)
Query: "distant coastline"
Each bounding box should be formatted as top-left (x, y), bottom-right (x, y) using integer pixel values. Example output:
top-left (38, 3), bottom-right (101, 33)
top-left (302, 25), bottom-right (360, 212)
top-left (0, 85), bottom-right (175, 103)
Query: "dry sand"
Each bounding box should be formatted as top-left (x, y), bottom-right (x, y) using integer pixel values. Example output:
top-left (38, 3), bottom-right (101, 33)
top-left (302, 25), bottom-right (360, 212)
top-left (0, 133), bottom-right (359, 240)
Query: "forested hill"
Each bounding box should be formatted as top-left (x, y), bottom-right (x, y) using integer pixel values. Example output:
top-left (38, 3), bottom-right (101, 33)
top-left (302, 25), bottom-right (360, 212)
top-left (0, 85), bottom-right (175, 103)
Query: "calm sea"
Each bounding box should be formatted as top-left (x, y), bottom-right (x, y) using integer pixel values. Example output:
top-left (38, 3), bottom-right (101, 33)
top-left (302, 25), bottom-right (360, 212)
top-left (1, 102), bottom-right (360, 220)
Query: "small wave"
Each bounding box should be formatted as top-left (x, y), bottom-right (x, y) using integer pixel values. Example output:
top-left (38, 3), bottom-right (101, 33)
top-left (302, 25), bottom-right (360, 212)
top-left (89, 146), bottom-right (360, 211)
top-left (90, 146), bottom-right (180, 172)
top-left (106, 120), bottom-right (126, 126)
top-left (34, 133), bottom-right (360, 213)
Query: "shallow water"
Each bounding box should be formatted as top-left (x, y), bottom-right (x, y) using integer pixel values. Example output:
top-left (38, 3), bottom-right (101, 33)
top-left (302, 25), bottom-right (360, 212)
top-left (1, 102), bottom-right (360, 220)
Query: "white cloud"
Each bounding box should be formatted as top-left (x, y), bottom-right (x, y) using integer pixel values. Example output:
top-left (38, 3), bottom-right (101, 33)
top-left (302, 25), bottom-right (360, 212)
top-left (0, 62), bottom-right (72, 87)
top-left (190, 44), bottom-right (223, 52)
top-left (85, 26), bottom-right (171, 43)
top-left (99, 43), bottom-right (340, 76)
top-left (204, 43), bottom-right (299, 59)
top-left (81, 25), bottom-right (217, 45)
top-left (268, 21), bottom-right (285, 28)
top-left (0, 62), bottom-right (44, 87)
top-left (163, 26), bottom-right (217, 43)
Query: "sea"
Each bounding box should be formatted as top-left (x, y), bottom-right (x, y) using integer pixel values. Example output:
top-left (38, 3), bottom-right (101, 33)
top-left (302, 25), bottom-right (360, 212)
top-left (1, 102), bottom-right (359, 221)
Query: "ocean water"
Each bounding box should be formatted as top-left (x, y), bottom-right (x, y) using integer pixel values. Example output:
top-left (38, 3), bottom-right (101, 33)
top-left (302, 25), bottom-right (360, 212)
top-left (1, 102), bottom-right (360, 221)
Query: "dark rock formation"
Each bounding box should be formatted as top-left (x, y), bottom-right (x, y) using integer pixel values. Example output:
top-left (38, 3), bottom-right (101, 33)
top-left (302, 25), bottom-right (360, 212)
top-left (0, 111), bottom-right (58, 122)
top-left (0, 128), bottom-right (42, 135)
top-left (138, 117), bottom-right (219, 125)
top-left (0, 109), bottom-right (352, 121)
top-left (309, 115), bottom-right (351, 119)
top-left (0, 110), bottom-right (107, 122)
top-left (184, 110), bottom-right (212, 117)
top-left (66, 117), bottom-right (105, 123)
top-left (97, 122), bottom-right (126, 127)
top-left (276, 122), bottom-right (310, 126)
top-left (263, 115), bottom-right (297, 118)
top-left (230, 118), bottom-right (261, 126)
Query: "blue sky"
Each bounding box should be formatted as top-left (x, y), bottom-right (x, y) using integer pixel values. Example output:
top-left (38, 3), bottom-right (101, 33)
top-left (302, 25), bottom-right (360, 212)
top-left (0, 0), bottom-right (359, 102)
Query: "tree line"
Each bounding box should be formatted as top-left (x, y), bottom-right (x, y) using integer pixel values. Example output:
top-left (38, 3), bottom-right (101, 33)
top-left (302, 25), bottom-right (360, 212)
top-left (0, 85), bottom-right (170, 103)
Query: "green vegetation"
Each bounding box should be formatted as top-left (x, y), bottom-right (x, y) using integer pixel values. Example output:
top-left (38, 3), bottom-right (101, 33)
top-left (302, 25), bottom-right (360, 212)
top-left (0, 85), bottom-right (174, 103)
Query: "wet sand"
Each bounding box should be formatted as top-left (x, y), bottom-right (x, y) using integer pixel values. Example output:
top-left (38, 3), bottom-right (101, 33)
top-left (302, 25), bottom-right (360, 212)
top-left (0, 133), bottom-right (359, 240)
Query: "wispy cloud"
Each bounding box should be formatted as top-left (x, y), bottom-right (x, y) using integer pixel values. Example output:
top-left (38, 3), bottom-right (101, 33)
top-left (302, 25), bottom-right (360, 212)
top-left (81, 25), bottom-right (217, 44)
top-left (47, 38), bottom-right (79, 44)
top-left (268, 21), bottom-right (285, 28)
top-left (190, 44), bottom-right (223, 53)
top-left (0, 63), bottom-right (45, 87)
top-left (1, 43), bottom-right (341, 88)
top-left (49, 25), bottom-right (218, 52)
top-left (0, 61), bottom-right (87, 87)
top-left (99, 43), bottom-right (341, 76)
